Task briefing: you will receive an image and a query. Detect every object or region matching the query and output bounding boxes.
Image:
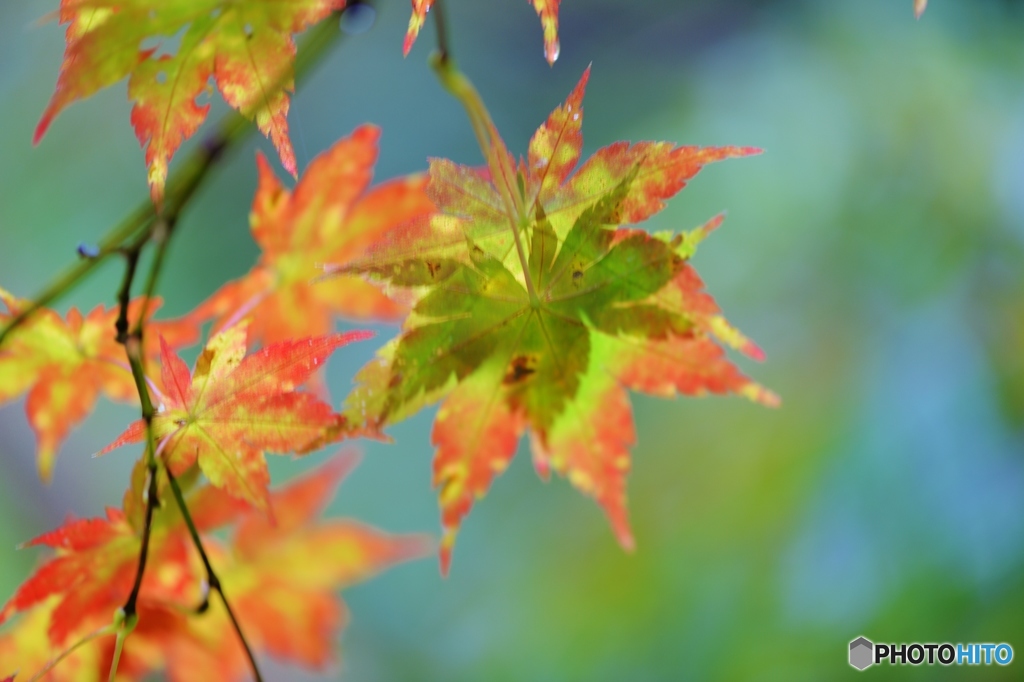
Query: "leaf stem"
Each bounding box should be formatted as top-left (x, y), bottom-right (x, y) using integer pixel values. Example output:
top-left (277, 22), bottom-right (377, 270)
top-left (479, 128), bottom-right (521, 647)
top-left (165, 467), bottom-right (264, 682)
top-left (107, 619), bottom-right (133, 682)
top-left (27, 623), bottom-right (119, 682)
top-left (428, 1), bottom-right (536, 301)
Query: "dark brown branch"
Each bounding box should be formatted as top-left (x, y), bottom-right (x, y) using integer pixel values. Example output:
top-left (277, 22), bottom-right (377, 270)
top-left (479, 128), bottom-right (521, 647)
top-left (121, 463), bottom-right (159, 621)
top-left (113, 216), bottom-right (161, 622)
top-left (165, 467), bottom-right (264, 682)
top-left (432, 0), bottom-right (452, 64)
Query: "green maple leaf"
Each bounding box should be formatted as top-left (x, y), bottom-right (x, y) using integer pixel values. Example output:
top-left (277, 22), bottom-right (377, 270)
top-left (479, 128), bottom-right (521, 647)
top-left (339, 67), bottom-right (778, 573)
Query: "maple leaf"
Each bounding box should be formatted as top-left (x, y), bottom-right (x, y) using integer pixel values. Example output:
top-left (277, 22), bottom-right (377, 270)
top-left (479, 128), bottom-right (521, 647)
top-left (190, 125), bottom-right (434, 347)
top-left (183, 451), bottom-right (431, 672)
top-left (341, 67), bottom-right (778, 573)
top-left (404, 0), bottom-right (561, 65)
top-left (36, 0), bottom-right (345, 203)
top-left (102, 325), bottom-right (369, 510)
top-left (0, 598), bottom-right (102, 682)
top-left (914, 0), bottom-right (928, 18)
top-left (0, 489), bottom-right (200, 650)
top-left (0, 454), bottom-right (428, 681)
top-left (0, 290), bottom-right (198, 481)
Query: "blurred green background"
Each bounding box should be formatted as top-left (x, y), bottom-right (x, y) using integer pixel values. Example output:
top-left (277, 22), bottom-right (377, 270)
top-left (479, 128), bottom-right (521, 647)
top-left (2, 0), bottom-right (1023, 679)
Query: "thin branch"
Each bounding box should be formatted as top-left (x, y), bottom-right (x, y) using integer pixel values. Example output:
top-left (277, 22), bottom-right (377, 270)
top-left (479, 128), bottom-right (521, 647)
top-left (111, 155), bottom-right (268, 682)
top-left (121, 462), bottom-right (159, 620)
top-left (114, 231), bottom-right (150, 344)
top-left (112, 224), bottom-right (161, 682)
top-left (432, 0), bottom-right (452, 64)
top-left (165, 467), bottom-right (264, 682)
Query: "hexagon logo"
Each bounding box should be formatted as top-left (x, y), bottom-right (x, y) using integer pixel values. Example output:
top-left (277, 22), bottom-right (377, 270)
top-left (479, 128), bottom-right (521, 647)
top-left (849, 636), bottom-right (874, 670)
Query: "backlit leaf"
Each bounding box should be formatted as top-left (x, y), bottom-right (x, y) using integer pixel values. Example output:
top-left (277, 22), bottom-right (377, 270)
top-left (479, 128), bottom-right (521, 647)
top-left (0, 290), bottom-right (198, 481)
top-left (341, 67), bottom-right (777, 573)
top-left (191, 125), bottom-right (433, 346)
top-left (36, 0), bottom-right (346, 203)
top-left (0, 454), bottom-right (428, 680)
top-left (101, 325), bottom-right (369, 510)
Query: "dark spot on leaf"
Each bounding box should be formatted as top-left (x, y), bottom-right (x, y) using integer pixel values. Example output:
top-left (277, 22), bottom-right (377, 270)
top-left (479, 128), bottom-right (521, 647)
top-left (503, 355), bottom-right (538, 385)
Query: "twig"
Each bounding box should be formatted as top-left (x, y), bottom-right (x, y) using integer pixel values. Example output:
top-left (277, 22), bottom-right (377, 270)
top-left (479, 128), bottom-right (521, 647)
top-left (120, 461), bottom-right (159, 620)
top-left (114, 231), bottom-right (149, 343)
top-left (110, 222), bottom-right (161, 681)
top-left (432, 0), bottom-right (452, 64)
top-left (165, 467), bottom-right (264, 682)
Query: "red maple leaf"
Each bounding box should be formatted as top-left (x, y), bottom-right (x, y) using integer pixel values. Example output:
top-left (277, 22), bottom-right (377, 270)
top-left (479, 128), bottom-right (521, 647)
top-left (103, 325), bottom-right (368, 510)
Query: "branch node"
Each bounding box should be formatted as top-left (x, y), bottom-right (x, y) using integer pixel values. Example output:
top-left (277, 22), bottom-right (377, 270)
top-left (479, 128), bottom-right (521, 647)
top-left (76, 243), bottom-right (101, 259)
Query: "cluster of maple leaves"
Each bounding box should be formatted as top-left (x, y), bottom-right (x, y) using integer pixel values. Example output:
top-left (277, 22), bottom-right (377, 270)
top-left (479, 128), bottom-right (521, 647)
top-left (0, 0), bottom-right (840, 679)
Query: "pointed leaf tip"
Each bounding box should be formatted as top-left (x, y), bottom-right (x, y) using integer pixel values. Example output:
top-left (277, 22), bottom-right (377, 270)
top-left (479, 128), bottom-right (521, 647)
top-left (616, 525), bottom-right (636, 553)
top-left (439, 529), bottom-right (455, 577)
top-left (742, 383), bottom-right (781, 408)
top-left (320, 448), bottom-right (364, 491)
top-left (32, 116), bottom-right (50, 146)
top-left (700, 213), bottom-right (727, 237)
top-left (530, 0), bottom-right (561, 65)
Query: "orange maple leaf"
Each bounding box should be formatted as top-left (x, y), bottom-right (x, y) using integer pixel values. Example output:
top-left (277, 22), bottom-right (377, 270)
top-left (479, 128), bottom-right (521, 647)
top-left (404, 0), bottom-right (561, 65)
top-left (0, 453), bottom-right (429, 681)
top-left (0, 599), bottom-right (102, 682)
top-left (0, 476), bottom-right (200, 648)
top-left (102, 325), bottom-right (369, 510)
top-left (0, 290), bottom-right (197, 481)
top-left (190, 125), bottom-right (434, 346)
top-left (35, 0), bottom-right (346, 203)
top-left (341, 67), bottom-right (777, 573)
top-left (185, 452), bottom-right (432, 672)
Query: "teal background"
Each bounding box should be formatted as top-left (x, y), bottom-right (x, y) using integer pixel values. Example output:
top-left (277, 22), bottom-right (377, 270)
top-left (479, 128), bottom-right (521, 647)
top-left (1, 0), bottom-right (1023, 679)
